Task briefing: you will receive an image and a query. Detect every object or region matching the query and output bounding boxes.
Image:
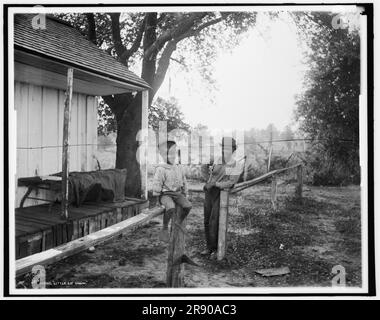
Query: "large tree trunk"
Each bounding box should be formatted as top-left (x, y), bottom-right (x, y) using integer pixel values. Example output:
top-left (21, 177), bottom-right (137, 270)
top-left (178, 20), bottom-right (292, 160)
top-left (106, 13), bottom-right (157, 197)
top-left (116, 95), bottom-right (142, 197)
top-left (104, 92), bottom-right (143, 197)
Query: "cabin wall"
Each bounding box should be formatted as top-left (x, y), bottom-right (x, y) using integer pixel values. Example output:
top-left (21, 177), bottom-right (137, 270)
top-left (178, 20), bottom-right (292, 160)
top-left (15, 81), bottom-right (98, 208)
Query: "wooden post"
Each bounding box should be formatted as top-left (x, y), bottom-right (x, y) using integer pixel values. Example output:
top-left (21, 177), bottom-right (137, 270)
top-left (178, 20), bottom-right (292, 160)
top-left (210, 136), bottom-right (214, 165)
top-left (267, 125), bottom-right (273, 172)
top-left (296, 165), bottom-right (303, 198)
top-left (166, 205), bottom-right (186, 287)
top-left (188, 133), bottom-right (192, 166)
top-left (271, 174), bottom-right (278, 210)
top-left (140, 90), bottom-right (149, 200)
top-left (61, 68), bottom-right (74, 220)
top-left (199, 135), bottom-right (202, 165)
top-left (267, 145), bottom-right (273, 172)
top-left (217, 190), bottom-right (229, 261)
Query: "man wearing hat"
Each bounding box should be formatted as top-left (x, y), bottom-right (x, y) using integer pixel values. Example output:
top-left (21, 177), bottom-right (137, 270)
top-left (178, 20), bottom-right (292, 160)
top-left (200, 137), bottom-right (245, 259)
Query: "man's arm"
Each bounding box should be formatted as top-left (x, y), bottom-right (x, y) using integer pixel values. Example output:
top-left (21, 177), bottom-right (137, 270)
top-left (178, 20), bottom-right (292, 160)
top-left (215, 158), bottom-right (245, 190)
top-left (182, 169), bottom-right (189, 196)
top-left (200, 164), bottom-right (211, 182)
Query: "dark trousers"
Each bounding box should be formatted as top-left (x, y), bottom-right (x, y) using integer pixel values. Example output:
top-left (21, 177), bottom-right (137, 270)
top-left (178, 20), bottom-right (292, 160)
top-left (203, 187), bottom-right (221, 252)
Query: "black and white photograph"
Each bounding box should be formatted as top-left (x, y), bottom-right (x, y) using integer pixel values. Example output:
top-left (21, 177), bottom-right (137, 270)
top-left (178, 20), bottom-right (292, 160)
top-left (1, 0), bottom-right (377, 300)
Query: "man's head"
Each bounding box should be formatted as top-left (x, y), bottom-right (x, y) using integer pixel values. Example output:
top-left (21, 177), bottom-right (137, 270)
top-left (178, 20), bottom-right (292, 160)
top-left (221, 137), bottom-right (237, 163)
top-left (159, 140), bottom-right (177, 165)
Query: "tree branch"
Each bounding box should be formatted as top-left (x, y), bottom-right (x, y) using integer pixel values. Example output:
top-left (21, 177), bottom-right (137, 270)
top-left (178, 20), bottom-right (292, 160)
top-left (141, 13), bottom-right (158, 86)
top-left (149, 16), bottom-right (225, 99)
top-left (125, 16), bottom-right (146, 58)
top-left (152, 40), bottom-right (178, 96)
top-left (149, 15), bottom-right (225, 100)
top-left (170, 56), bottom-right (188, 69)
top-left (109, 13), bottom-right (129, 64)
top-left (86, 13), bottom-right (97, 44)
top-left (144, 12), bottom-right (208, 60)
top-left (176, 16), bottom-right (224, 42)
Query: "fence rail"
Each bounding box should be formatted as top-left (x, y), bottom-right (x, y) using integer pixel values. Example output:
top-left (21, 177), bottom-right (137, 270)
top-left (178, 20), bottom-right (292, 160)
top-left (216, 163), bottom-right (303, 261)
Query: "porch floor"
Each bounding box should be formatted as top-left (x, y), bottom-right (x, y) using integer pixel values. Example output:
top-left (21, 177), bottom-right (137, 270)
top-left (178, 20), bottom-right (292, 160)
top-left (15, 199), bottom-right (149, 259)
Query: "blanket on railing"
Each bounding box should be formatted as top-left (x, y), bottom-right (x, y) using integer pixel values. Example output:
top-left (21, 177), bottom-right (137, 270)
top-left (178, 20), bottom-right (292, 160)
top-left (57, 169), bottom-right (127, 207)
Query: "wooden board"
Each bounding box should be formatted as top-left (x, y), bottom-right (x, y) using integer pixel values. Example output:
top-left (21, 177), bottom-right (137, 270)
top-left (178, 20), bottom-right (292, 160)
top-left (255, 267), bottom-right (290, 277)
top-left (217, 190), bottom-right (229, 261)
top-left (166, 206), bottom-right (187, 287)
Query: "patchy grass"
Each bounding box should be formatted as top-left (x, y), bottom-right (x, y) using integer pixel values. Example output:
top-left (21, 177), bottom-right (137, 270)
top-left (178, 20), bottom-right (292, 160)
top-left (16, 184), bottom-right (361, 289)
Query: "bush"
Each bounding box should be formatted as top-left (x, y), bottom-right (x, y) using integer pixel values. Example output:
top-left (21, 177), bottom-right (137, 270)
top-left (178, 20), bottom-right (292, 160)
top-left (312, 167), bottom-right (349, 186)
top-left (269, 155), bottom-right (290, 171)
top-left (304, 146), bottom-right (360, 186)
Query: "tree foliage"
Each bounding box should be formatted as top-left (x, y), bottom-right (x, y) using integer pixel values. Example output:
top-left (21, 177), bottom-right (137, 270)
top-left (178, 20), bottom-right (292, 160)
top-left (148, 97), bottom-right (190, 133)
top-left (53, 11), bottom-right (257, 195)
top-left (293, 12), bottom-right (360, 183)
top-left (55, 11), bottom-right (257, 119)
top-left (98, 96), bottom-right (190, 135)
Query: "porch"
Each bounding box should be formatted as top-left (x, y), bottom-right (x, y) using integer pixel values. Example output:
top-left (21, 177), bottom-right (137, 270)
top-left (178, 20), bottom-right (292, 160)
top-left (16, 198), bottom-right (149, 260)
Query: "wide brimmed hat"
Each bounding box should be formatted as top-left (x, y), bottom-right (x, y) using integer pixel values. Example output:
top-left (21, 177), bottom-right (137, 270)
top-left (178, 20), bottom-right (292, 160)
top-left (220, 137), bottom-right (237, 150)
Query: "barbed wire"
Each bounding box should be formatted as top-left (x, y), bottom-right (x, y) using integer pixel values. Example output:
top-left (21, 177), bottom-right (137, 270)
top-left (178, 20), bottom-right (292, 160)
top-left (16, 137), bottom-right (355, 150)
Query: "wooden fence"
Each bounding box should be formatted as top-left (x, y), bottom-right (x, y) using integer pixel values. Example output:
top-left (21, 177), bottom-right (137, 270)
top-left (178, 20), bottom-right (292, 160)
top-left (216, 163), bottom-right (303, 260)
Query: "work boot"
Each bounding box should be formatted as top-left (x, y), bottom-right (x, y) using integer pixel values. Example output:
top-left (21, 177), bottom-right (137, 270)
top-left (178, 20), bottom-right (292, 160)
top-left (209, 251), bottom-right (217, 260)
top-left (200, 248), bottom-right (212, 256)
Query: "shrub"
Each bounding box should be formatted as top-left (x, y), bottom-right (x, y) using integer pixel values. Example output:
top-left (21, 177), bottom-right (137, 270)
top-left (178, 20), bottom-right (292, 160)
top-left (304, 145), bottom-right (360, 186)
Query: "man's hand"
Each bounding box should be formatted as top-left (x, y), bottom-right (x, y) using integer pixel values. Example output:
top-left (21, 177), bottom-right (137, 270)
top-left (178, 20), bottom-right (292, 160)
top-left (215, 181), bottom-right (235, 190)
top-left (203, 182), bottom-right (215, 191)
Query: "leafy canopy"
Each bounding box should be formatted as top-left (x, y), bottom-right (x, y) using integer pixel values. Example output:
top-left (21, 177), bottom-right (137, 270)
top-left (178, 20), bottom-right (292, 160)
top-left (293, 11), bottom-right (360, 179)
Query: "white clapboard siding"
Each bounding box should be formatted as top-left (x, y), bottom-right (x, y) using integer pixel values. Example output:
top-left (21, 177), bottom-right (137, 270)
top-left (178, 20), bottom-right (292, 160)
top-left (78, 94), bottom-right (86, 171)
top-left (15, 81), bottom-right (98, 208)
top-left (86, 96), bottom-right (97, 170)
top-left (57, 90), bottom-right (65, 171)
top-left (69, 93), bottom-right (79, 172)
top-left (15, 82), bottom-right (29, 206)
top-left (42, 87), bottom-right (59, 175)
top-left (28, 85), bottom-right (43, 206)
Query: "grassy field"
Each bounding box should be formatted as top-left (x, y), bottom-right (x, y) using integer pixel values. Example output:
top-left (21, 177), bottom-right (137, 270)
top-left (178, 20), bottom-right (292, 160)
top-left (17, 181), bottom-right (361, 289)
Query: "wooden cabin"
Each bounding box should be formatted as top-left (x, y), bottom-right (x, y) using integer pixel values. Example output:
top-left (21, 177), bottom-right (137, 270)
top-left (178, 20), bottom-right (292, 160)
top-left (14, 14), bottom-right (150, 259)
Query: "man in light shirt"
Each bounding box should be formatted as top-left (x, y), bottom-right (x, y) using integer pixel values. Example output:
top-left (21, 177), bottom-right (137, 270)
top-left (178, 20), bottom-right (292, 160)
top-left (200, 137), bottom-right (245, 259)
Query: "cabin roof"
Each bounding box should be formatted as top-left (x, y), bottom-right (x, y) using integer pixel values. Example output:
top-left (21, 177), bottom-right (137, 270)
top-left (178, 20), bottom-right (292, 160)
top-left (14, 14), bottom-right (150, 92)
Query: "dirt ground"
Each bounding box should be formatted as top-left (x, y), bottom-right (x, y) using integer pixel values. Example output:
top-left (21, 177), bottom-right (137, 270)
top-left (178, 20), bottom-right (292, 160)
top-left (17, 183), bottom-right (361, 289)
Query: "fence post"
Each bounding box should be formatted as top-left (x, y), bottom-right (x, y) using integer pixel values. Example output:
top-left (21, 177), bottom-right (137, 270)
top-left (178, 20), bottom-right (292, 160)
top-left (217, 190), bottom-right (229, 261)
top-left (271, 174), bottom-right (278, 210)
top-left (296, 165), bottom-right (303, 198)
top-left (166, 206), bottom-right (186, 287)
top-left (61, 67), bottom-right (74, 220)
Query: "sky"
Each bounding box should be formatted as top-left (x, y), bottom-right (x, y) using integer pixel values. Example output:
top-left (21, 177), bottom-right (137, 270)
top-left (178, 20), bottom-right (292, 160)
top-left (157, 12), bottom-right (308, 132)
